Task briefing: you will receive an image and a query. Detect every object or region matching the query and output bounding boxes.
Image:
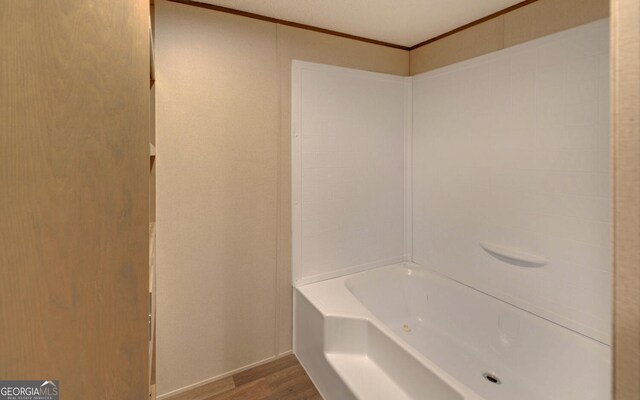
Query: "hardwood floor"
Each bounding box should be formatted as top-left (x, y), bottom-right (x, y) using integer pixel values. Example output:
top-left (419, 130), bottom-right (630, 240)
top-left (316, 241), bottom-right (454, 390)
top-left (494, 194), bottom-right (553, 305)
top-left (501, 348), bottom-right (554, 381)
top-left (166, 355), bottom-right (323, 400)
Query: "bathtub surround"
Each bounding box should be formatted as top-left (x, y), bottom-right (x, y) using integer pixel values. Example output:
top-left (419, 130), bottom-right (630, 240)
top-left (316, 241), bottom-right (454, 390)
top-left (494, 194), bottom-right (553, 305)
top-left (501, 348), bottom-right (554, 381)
top-left (294, 20), bottom-right (611, 344)
top-left (412, 20), bottom-right (611, 344)
top-left (291, 62), bottom-right (409, 285)
top-left (275, 25), bottom-right (410, 357)
top-left (293, 19), bottom-right (611, 399)
top-left (156, 0), bottom-right (609, 397)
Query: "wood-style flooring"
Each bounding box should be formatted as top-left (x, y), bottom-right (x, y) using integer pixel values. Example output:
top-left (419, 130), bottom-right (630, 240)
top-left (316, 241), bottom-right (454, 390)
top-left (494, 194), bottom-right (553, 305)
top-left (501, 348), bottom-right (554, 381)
top-left (166, 354), bottom-right (323, 400)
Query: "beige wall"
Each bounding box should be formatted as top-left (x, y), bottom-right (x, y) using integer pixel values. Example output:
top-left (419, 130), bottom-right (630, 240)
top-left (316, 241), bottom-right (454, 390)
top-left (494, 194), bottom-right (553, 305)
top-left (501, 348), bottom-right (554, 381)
top-left (155, 1), bottom-right (408, 396)
top-left (156, 1), bottom-right (280, 396)
top-left (612, 0), bottom-right (640, 398)
top-left (410, 0), bottom-right (610, 74)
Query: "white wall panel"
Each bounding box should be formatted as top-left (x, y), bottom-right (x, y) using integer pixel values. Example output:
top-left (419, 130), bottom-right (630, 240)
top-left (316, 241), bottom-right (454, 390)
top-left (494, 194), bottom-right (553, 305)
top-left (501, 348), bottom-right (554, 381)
top-left (412, 20), bottom-right (611, 344)
top-left (292, 61), bottom-right (409, 285)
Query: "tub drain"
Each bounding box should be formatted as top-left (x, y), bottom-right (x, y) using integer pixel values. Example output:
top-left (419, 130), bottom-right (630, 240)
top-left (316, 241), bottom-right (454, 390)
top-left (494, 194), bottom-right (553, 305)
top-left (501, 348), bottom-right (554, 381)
top-left (482, 372), bottom-right (501, 385)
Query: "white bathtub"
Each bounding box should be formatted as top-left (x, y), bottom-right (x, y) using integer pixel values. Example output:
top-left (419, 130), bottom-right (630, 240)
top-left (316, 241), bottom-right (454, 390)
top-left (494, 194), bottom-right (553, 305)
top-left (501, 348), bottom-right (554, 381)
top-left (294, 262), bottom-right (611, 400)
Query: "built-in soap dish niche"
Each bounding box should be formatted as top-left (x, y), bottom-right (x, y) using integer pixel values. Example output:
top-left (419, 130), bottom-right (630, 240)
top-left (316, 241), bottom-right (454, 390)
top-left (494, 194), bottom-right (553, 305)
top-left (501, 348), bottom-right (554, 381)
top-left (479, 242), bottom-right (548, 268)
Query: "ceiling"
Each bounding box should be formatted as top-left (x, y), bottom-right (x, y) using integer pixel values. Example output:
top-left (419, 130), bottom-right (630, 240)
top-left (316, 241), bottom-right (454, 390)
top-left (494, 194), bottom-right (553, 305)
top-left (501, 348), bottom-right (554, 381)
top-left (196, 0), bottom-right (524, 47)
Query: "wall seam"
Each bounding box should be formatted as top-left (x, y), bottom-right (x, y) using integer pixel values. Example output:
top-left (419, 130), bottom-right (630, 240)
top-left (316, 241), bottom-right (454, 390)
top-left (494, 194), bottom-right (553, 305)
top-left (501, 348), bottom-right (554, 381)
top-left (409, 41), bottom-right (415, 76)
top-left (501, 14), bottom-right (506, 50)
top-left (274, 22), bottom-right (282, 358)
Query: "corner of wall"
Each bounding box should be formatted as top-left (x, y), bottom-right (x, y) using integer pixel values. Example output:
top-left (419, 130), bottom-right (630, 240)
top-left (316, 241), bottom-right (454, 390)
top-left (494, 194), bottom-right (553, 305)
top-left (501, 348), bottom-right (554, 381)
top-left (403, 76), bottom-right (413, 261)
